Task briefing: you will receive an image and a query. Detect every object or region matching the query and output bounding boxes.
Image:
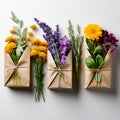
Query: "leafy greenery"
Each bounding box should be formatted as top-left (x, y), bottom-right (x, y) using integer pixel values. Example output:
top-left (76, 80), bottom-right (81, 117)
top-left (34, 59), bottom-right (45, 102)
top-left (68, 20), bottom-right (83, 93)
top-left (85, 39), bottom-right (104, 83)
top-left (10, 11), bottom-right (28, 60)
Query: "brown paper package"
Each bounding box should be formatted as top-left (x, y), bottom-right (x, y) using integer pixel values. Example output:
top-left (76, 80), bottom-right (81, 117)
top-left (4, 46), bottom-right (30, 87)
top-left (84, 50), bottom-right (112, 88)
top-left (47, 50), bottom-right (74, 91)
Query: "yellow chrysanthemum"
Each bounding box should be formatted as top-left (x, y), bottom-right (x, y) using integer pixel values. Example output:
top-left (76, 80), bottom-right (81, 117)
top-left (28, 31), bottom-right (34, 37)
top-left (5, 36), bottom-right (17, 42)
top-left (4, 42), bottom-right (17, 53)
top-left (30, 49), bottom-right (39, 57)
top-left (35, 46), bottom-right (48, 52)
top-left (9, 29), bottom-right (16, 34)
top-left (29, 24), bottom-right (37, 30)
top-left (39, 52), bottom-right (47, 60)
top-left (41, 40), bottom-right (48, 46)
top-left (84, 24), bottom-right (102, 41)
top-left (30, 38), bottom-right (41, 45)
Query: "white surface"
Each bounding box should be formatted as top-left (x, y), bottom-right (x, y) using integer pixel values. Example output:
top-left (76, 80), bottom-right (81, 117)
top-left (0, 0), bottom-right (120, 120)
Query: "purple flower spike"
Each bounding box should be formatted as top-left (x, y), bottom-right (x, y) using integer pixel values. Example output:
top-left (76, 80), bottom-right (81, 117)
top-left (60, 36), bottom-right (70, 65)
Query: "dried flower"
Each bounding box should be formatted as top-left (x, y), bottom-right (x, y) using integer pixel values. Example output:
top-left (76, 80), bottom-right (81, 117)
top-left (5, 36), bottom-right (17, 43)
top-left (68, 20), bottom-right (83, 93)
top-left (30, 37), bottom-right (47, 102)
top-left (29, 24), bottom-right (37, 30)
top-left (28, 31), bottom-right (34, 37)
top-left (9, 29), bottom-right (16, 34)
top-left (5, 42), bottom-right (17, 53)
top-left (60, 36), bottom-right (70, 65)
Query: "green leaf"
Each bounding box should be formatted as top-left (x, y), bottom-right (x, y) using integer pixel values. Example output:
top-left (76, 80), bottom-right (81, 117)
top-left (95, 72), bottom-right (102, 83)
top-left (20, 20), bottom-right (23, 28)
top-left (86, 38), bottom-right (94, 52)
top-left (13, 26), bottom-right (20, 34)
top-left (86, 56), bottom-right (96, 68)
top-left (96, 55), bottom-right (104, 68)
top-left (94, 46), bottom-right (102, 55)
top-left (16, 44), bottom-right (23, 57)
top-left (22, 27), bottom-right (28, 39)
top-left (11, 11), bottom-right (19, 24)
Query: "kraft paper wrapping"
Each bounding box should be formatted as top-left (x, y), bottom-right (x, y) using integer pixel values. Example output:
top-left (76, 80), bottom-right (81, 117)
top-left (4, 46), bottom-right (30, 87)
top-left (47, 50), bottom-right (73, 90)
top-left (84, 50), bottom-right (112, 88)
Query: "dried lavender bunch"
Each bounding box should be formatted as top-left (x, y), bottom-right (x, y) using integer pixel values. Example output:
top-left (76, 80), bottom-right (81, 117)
top-left (34, 18), bottom-right (61, 67)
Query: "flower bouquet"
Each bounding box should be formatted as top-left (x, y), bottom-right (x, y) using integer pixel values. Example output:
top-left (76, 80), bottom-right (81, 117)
top-left (30, 37), bottom-right (48, 101)
top-left (4, 12), bottom-right (30, 87)
top-left (34, 18), bottom-right (73, 90)
top-left (84, 24), bottom-right (119, 88)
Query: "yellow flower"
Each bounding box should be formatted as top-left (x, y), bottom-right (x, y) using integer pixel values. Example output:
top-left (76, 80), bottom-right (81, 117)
top-left (29, 24), bottom-right (37, 30)
top-left (4, 42), bottom-right (17, 53)
top-left (30, 38), bottom-right (41, 46)
top-left (39, 52), bottom-right (47, 60)
top-left (5, 36), bottom-right (17, 42)
top-left (84, 24), bottom-right (102, 41)
top-left (9, 29), bottom-right (16, 34)
top-left (35, 46), bottom-right (48, 52)
top-left (28, 31), bottom-right (34, 37)
top-left (41, 40), bottom-right (48, 46)
top-left (30, 49), bottom-right (39, 57)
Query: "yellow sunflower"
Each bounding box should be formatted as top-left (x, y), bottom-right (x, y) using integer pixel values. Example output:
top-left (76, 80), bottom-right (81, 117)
top-left (4, 42), bottom-right (17, 53)
top-left (84, 24), bottom-right (102, 41)
top-left (5, 36), bottom-right (17, 42)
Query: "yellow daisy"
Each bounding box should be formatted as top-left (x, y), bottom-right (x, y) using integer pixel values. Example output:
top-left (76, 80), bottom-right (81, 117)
top-left (30, 38), bottom-right (41, 46)
top-left (84, 24), bottom-right (102, 41)
top-left (4, 42), bottom-right (17, 53)
top-left (29, 24), bottom-right (37, 30)
top-left (5, 36), bottom-right (17, 42)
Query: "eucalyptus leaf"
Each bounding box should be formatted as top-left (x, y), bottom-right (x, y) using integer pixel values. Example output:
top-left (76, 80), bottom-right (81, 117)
top-left (20, 20), bottom-right (23, 28)
top-left (86, 56), bottom-right (96, 68)
top-left (86, 39), bottom-right (94, 52)
top-left (13, 26), bottom-right (20, 34)
top-left (11, 18), bottom-right (19, 24)
top-left (16, 44), bottom-right (23, 57)
top-left (22, 27), bottom-right (28, 39)
top-left (96, 55), bottom-right (104, 68)
top-left (94, 46), bottom-right (102, 55)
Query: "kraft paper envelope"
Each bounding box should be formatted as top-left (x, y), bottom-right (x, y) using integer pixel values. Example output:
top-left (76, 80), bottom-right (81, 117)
top-left (4, 46), bottom-right (30, 87)
top-left (84, 50), bottom-right (112, 88)
top-left (47, 50), bottom-right (73, 90)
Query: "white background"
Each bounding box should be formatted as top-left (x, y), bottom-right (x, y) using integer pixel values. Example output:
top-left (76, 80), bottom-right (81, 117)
top-left (0, 0), bottom-right (120, 120)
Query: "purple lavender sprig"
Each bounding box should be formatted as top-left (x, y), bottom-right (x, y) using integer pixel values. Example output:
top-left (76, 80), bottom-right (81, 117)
top-left (34, 18), bottom-right (61, 67)
top-left (60, 36), bottom-right (70, 65)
